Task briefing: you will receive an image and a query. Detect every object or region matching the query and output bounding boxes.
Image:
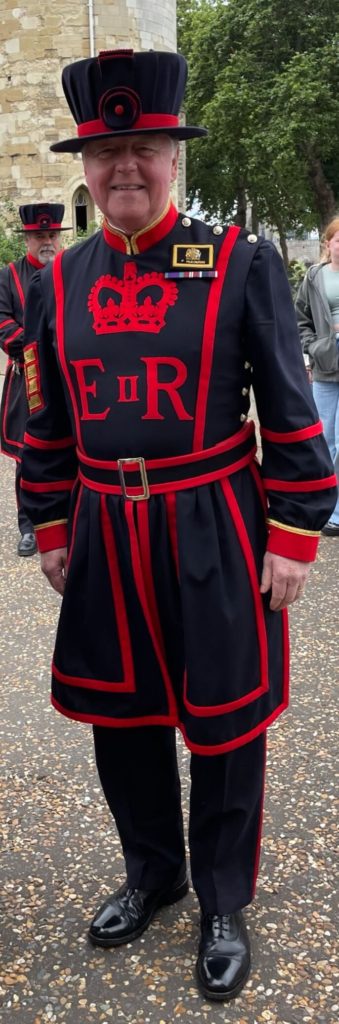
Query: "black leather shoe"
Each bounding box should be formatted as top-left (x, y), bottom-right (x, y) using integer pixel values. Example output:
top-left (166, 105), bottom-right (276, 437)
top-left (322, 522), bottom-right (339, 536)
top-left (89, 870), bottom-right (188, 947)
top-left (196, 912), bottom-right (251, 1001)
top-left (17, 533), bottom-right (37, 557)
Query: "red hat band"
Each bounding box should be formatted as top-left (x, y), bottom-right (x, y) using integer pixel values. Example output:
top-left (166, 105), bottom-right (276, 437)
top-left (77, 113), bottom-right (180, 138)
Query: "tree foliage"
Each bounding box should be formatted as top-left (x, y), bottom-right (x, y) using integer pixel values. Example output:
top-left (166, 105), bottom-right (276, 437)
top-left (178, 0), bottom-right (339, 241)
top-left (0, 202), bottom-right (26, 268)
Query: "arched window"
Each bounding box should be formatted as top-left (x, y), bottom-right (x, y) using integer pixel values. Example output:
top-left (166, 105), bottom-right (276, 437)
top-left (73, 186), bottom-right (95, 235)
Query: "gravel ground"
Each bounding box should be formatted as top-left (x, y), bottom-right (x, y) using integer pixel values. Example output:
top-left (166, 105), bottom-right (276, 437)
top-left (0, 447), bottom-right (338, 1024)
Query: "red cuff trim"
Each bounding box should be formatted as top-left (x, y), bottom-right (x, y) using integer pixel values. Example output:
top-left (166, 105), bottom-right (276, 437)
top-left (261, 422), bottom-right (322, 443)
top-left (267, 523), bottom-right (319, 561)
top-left (35, 522), bottom-right (68, 552)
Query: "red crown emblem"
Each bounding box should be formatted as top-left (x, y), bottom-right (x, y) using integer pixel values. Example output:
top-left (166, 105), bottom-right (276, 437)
top-left (88, 262), bottom-right (178, 334)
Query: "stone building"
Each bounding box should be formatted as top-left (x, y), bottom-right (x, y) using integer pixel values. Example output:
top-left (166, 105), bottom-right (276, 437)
top-left (0, 1), bottom-right (185, 235)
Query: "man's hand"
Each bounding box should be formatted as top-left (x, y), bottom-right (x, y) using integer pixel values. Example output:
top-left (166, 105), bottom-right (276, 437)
top-left (41, 547), bottom-right (68, 596)
top-left (260, 551), bottom-right (311, 611)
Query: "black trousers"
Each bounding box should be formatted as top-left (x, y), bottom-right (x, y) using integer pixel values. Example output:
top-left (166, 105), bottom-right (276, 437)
top-left (93, 725), bottom-right (266, 914)
top-left (15, 461), bottom-right (33, 535)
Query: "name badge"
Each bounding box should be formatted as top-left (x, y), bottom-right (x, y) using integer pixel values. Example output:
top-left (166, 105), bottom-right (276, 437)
top-left (171, 244), bottom-right (214, 269)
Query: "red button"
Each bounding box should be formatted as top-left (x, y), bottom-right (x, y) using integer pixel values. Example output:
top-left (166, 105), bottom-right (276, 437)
top-left (114, 104), bottom-right (124, 116)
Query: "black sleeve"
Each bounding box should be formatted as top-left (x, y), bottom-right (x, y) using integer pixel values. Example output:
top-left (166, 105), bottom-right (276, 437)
top-left (243, 241), bottom-right (337, 560)
top-left (0, 266), bottom-right (24, 359)
top-left (20, 273), bottom-right (77, 552)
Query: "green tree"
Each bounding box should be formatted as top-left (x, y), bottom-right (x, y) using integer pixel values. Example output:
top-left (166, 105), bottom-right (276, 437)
top-left (0, 202), bottom-right (26, 268)
top-left (178, 0), bottom-right (339, 257)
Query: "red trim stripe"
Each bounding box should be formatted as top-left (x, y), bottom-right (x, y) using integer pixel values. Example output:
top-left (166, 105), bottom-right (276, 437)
top-left (263, 474), bottom-right (337, 492)
top-left (125, 501), bottom-right (178, 718)
top-left (249, 460), bottom-right (268, 516)
top-left (183, 476), bottom-right (269, 717)
top-left (52, 493), bottom-right (135, 691)
top-left (251, 731), bottom-right (267, 899)
top-left (0, 319), bottom-right (16, 329)
top-left (24, 430), bottom-right (75, 451)
top-left (260, 422), bottom-right (323, 443)
top-left (0, 448), bottom-right (21, 463)
top-left (100, 495), bottom-right (136, 691)
top-left (193, 226), bottom-right (240, 451)
top-left (179, 695), bottom-right (289, 754)
top-left (21, 478), bottom-right (74, 492)
top-left (77, 113), bottom-right (179, 137)
top-left (24, 223), bottom-right (63, 232)
top-left (51, 698), bottom-right (288, 751)
top-left (5, 327), bottom-right (23, 344)
top-left (51, 695), bottom-right (177, 727)
top-left (9, 262), bottom-right (25, 310)
top-left (53, 253), bottom-right (82, 447)
top-left (65, 482), bottom-right (81, 569)
top-left (53, 663), bottom-right (127, 692)
top-left (51, 608), bottom-right (290, 747)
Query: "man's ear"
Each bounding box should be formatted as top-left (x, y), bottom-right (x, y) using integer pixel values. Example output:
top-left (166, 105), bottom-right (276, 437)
top-left (170, 144), bottom-right (179, 182)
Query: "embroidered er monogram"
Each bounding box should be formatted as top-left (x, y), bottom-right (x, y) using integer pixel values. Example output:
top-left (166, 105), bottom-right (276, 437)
top-left (88, 262), bottom-right (178, 335)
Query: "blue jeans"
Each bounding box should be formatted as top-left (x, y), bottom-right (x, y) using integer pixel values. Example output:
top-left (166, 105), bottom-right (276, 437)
top-left (313, 380), bottom-right (339, 524)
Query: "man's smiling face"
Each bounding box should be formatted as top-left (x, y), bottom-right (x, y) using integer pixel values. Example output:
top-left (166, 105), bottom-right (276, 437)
top-left (82, 134), bottom-right (178, 234)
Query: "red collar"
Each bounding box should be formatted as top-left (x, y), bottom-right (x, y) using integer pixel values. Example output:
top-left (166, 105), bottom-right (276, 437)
top-left (26, 253), bottom-right (45, 270)
top-left (103, 201), bottom-right (178, 255)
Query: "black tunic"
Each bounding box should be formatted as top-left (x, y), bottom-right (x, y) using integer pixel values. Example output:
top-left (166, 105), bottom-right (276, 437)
top-left (20, 207), bottom-right (337, 753)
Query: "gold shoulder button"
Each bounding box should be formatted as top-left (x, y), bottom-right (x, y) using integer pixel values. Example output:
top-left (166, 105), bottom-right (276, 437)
top-left (213, 225), bottom-right (223, 236)
top-left (182, 217), bottom-right (191, 227)
top-left (240, 413), bottom-right (247, 422)
top-left (247, 233), bottom-right (258, 243)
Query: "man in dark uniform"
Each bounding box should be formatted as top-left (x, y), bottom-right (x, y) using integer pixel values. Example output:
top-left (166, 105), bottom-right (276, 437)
top-left (21, 51), bottom-right (336, 1001)
top-left (0, 203), bottom-right (69, 555)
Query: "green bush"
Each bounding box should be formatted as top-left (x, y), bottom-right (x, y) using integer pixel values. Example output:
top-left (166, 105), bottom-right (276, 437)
top-left (287, 258), bottom-right (309, 298)
top-left (0, 202), bottom-right (26, 268)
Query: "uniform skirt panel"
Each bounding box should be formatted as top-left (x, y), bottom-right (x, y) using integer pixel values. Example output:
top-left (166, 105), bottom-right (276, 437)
top-left (51, 463), bottom-right (289, 753)
top-left (0, 362), bottom-right (28, 460)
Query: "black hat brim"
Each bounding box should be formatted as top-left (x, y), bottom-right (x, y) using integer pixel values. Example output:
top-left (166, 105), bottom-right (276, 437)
top-left (50, 125), bottom-right (208, 153)
top-left (15, 226), bottom-right (72, 233)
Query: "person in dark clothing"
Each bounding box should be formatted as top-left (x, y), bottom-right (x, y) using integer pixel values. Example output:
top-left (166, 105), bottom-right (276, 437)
top-left (21, 50), bottom-right (336, 1000)
top-left (0, 203), bottom-right (70, 555)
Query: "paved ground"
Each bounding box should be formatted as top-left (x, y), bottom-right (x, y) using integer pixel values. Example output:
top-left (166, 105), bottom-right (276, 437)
top-left (0, 387), bottom-right (338, 1024)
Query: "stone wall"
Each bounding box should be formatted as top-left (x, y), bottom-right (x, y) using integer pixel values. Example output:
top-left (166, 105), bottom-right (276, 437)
top-left (0, 0), bottom-right (181, 234)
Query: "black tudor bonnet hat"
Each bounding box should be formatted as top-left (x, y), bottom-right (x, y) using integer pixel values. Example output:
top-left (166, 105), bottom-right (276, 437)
top-left (16, 204), bottom-right (71, 231)
top-left (50, 49), bottom-right (208, 153)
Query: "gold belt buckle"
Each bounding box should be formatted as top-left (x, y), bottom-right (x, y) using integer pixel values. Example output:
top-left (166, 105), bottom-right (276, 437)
top-left (117, 456), bottom-right (150, 501)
